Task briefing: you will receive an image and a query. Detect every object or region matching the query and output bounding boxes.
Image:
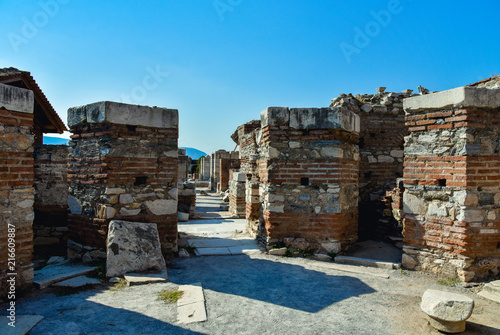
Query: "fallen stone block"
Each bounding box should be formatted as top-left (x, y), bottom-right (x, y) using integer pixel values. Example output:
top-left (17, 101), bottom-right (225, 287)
top-left (478, 279), bottom-right (500, 304)
top-left (421, 289), bottom-right (474, 333)
top-left (106, 220), bottom-right (166, 278)
top-left (52, 275), bottom-right (101, 288)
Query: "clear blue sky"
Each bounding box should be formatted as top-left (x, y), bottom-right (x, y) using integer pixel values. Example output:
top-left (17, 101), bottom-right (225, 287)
top-left (1, 0), bottom-right (499, 155)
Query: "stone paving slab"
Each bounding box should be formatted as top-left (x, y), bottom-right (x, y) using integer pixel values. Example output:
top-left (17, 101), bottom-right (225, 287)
top-left (52, 275), bottom-right (101, 288)
top-left (124, 270), bottom-right (169, 284)
top-left (310, 260), bottom-right (391, 279)
top-left (177, 283), bottom-right (207, 324)
top-left (177, 282), bottom-right (204, 307)
top-left (34, 263), bottom-right (97, 289)
top-left (0, 315), bottom-right (44, 335)
top-left (188, 239), bottom-right (242, 248)
top-left (228, 246), bottom-right (261, 255)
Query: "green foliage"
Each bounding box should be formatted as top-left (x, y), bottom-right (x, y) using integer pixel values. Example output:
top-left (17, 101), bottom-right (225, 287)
top-left (438, 278), bottom-right (461, 287)
top-left (110, 278), bottom-right (129, 291)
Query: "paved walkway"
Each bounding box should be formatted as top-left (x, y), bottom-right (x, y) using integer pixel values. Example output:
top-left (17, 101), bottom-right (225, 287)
top-left (178, 189), bottom-right (262, 256)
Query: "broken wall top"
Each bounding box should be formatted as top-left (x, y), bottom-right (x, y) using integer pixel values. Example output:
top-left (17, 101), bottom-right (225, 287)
top-left (260, 107), bottom-right (360, 134)
top-left (68, 101), bottom-right (178, 129)
top-left (0, 82), bottom-right (34, 114)
top-left (404, 86), bottom-right (500, 113)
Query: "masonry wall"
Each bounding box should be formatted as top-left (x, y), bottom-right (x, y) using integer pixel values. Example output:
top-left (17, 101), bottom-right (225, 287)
top-left (331, 90), bottom-right (414, 240)
top-left (0, 83), bottom-right (35, 296)
top-left (33, 145), bottom-right (69, 256)
top-left (256, 107), bottom-right (360, 253)
top-left (210, 150), bottom-right (239, 191)
top-left (178, 149), bottom-right (189, 182)
top-left (402, 87), bottom-right (500, 281)
top-left (199, 155), bottom-right (210, 181)
top-left (67, 102), bottom-right (179, 253)
top-left (178, 181), bottom-right (196, 218)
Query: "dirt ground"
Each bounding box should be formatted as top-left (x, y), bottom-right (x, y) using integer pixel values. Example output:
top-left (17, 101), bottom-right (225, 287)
top-left (2, 253), bottom-right (499, 335)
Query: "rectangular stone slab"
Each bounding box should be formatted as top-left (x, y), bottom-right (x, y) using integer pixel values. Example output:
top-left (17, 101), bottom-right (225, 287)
top-left (34, 264), bottom-right (96, 289)
top-left (0, 315), bottom-right (43, 335)
top-left (124, 270), bottom-right (169, 284)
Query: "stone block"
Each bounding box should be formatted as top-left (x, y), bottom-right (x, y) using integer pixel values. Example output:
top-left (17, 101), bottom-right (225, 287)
top-left (68, 101), bottom-right (178, 129)
top-left (403, 192), bottom-right (428, 215)
top-left (421, 289), bottom-right (474, 333)
top-left (260, 107), bottom-right (289, 127)
top-left (0, 82), bottom-right (34, 114)
top-left (288, 107), bottom-right (359, 133)
top-left (106, 220), bottom-right (166, 277)
top-left (404, 86), bottom-right (500, 112)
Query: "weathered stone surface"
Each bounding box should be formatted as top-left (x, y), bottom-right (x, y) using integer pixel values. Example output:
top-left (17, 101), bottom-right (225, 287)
top-left (426, 316), bottom-right (466, 333)
top-left (67, 195), bottom-right (82, 214)
top-left (421, 289), bottom-right (474, 322)
top-left (260, 107), bottom-right (289, 127)
top-left (106, 220), bottom-right (166, 277)
top-left (144, 199), bottom-right (177, 215)
top-left (404, 86), bottom-right (500, 112)
top-left (68, 101), bottom-right (178, 129)
top-left (0, 82), bottom-right (34, 114)
top-left (52, 275), bottom-right (101, 288)
top-left (403, 192), bottom-right (428, 215)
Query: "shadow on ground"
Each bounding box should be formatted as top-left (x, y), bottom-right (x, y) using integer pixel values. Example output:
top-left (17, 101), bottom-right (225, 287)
top-left (170, 254), bottom-right (376, 313)
top-left (1, 288), bottom-right (205, 335)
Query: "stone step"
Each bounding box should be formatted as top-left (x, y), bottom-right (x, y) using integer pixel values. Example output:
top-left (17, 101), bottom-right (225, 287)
top-left (33, 262), bottom-right (97, 289)
top-left (478, 280), bottom-right (500, 304)
top-left (334, 255), bottom-right (401, 270)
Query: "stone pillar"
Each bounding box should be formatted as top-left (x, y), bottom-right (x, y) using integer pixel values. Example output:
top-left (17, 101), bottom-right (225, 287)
top-left (200, 155), bottom-right (210, 181)
top-left (0, 83), bottom-right (35, 295)
top-left (67, 102), bottom-right (179, 253)
top-left (245, 179), bottom-right (260, 237)
top-left (219, 158), bottom-right (230, 192)
top-left (402, 86), bottom-right (500, 281)
top-left (229, 172), bottom-right (246, 218)
top-left (258, 107), bottom-right (360, 253)
top-left (178, 182), bottom-right (196, 218)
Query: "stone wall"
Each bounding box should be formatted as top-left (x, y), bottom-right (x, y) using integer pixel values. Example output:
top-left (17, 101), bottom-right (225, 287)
top-left (331, 89), bottom-right (415, 240)
top-left (402, 86), bottom-right (500, 281)
top-left (254, 107), bottom-right (360, 253)
top-left (67, 101), bottom-right (179, 253)
top-left (33, 145), bottom-right (69, 255)
top-left (0, 83), bottom-right (35, 296)
top-left (209, 150), bottom-right (239, 191)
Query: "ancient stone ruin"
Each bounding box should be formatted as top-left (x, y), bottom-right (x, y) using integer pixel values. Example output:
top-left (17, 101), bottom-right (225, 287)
top-left (67, 101), bottom-right (179, 253)
top-left (1, 66), bottom-right (500, 298)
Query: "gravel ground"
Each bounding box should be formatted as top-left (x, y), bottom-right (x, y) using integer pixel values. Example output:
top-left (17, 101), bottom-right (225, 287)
top-left (2, 253), bottom-right (500, 335)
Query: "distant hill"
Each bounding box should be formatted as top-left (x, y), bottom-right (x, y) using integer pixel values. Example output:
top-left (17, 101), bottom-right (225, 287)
top-left (44, 136), bottom-right (69, 145)
top-left (181, 147), bottom-right (207, 160)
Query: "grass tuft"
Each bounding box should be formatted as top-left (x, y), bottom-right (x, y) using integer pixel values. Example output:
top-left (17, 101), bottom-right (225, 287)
top-left (157, 288), bottom-right (184, 304)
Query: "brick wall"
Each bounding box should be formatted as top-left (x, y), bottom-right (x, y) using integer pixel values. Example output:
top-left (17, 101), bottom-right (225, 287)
top-left (0, 83), bottom-right (35, 296)
top-left (256, 107), bottom-right (360, 253)
top-left (331, 90), bottom-right (414, 240)
top-left (33, 145), bottom-right (69, 256)
top-left (67, 102), bottom-right (179, 253)
top-left (402, 86), bottom-right (500, 281)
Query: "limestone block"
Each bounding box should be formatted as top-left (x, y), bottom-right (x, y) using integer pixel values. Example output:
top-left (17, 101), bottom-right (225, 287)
top-left (0, 82), bottom-right (34, 114)
top-left (232, 172), bottom-right (247, 182)
top-left (105, 188), bottom-right (126, 195)
top-left (288, 107), bottom-right (359, 133)
top-left (119, 208), bottom-right (141, 216)
top-left (106, 220), bottom-right (166, 277)
top-left (390, 149), bottom-right (404, 158)
top-left (289, 141), bottom-right (301, 149)
top-left (457, 209), bottom-right (484, 223)
top-left (320, 147), bottom-right (343, 158)
top-left (402, 254), bottom-right (417, 269)
top-left (145, 199), bottom-right (177, 215)
top-left (267, 204), bottom-right (284, 213)
top-left (403, 192), bottom-right (428, 215)
top-left (377, 155), bottom-right (394, 163)
top-left (119, 194), bottom-right (134, 204)
top-left (260, 107), bottom-right (290, 127)
top-left (1, 132), bottom-right (34, 150)
top-left (404, 86), bottom-right (500, 112)
top-left (453, 191), bottom-right (478, 207)
top-left (421, 289), bottom-right (474, 333)
top-left (68, 101), bottom-right (178, 129)
top-left (427, 203), bottom-right (448, 218)
top-left (168, 188), bottom-right (178, 200)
